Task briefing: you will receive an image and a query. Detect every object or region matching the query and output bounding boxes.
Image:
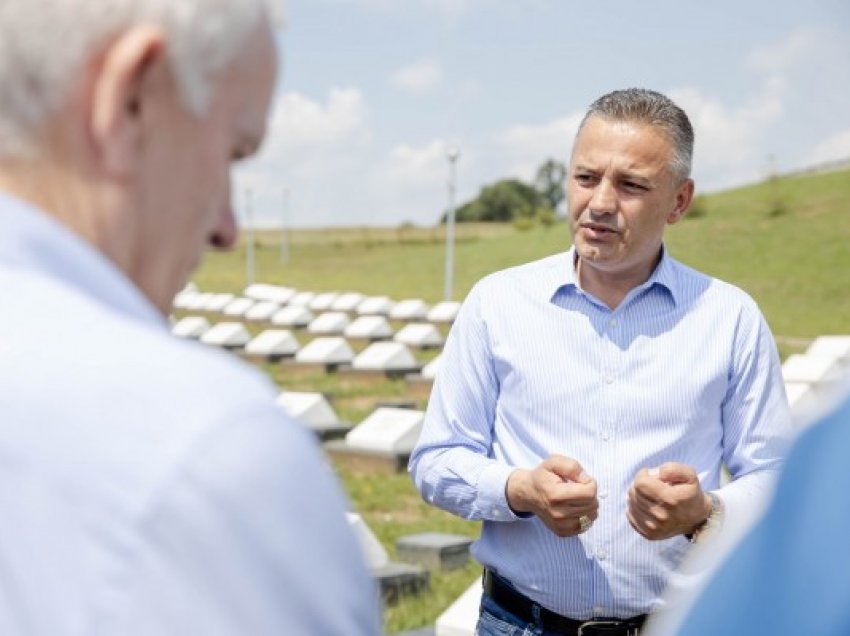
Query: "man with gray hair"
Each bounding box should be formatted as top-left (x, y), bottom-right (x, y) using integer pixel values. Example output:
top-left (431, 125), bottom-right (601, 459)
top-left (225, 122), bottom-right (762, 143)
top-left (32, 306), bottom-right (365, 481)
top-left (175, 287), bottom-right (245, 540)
top-left (0, 1), bottom-right (379, 633)
top-left (410, 88), bottom-right (790, 635)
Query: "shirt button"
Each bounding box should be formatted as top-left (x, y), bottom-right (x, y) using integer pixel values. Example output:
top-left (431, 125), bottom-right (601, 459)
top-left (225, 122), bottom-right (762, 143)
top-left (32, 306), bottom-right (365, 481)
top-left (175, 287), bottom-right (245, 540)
top-left (601, 432), bottom-right (610, 442)
top-left (604, 375), bottom-right (614, 384)
top-left (596, 548), bottom-right (608, 561)
top-left (593, 606), bottom-right (605, 616)
top-left (608, 319), bottom-right (617, 328)
top-left (493, 509), bottom-right (500, 518)
top-left (599, 490), bottom-right (609, 499)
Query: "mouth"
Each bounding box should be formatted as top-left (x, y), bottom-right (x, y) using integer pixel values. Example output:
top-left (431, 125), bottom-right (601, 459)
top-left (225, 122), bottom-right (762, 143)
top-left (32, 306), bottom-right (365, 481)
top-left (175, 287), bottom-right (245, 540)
top-left (580, 222), bottom-right (620, 237)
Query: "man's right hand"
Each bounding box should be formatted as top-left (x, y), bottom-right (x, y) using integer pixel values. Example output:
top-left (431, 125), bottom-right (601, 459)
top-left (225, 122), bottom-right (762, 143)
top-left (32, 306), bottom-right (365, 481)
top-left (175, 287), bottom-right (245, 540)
top-left (505, 455), bottom-right (598, 537)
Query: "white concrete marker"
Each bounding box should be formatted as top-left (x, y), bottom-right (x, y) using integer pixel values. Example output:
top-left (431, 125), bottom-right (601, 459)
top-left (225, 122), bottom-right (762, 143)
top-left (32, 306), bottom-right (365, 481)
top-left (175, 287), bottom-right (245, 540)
top-left (353, 342), bottom-right (418, 371)
top-left (308, 311), bottom-right (351, 335)
top-left (427, 300), bottom-right (462, 324)
top-left (356, 296), bottom-right (395, 316)
top-left (245, 330), bottom-right (300, 357)
top-left (345, 315), bottom-right (394, 340)
top-left (171, 316), bottom-right (210, 339)
top-left (389, 299), bottom-right (430, 321)
top-left (345, 407), bottom-right (425, 453)
top-left (271, 305), bottom-right (314, 328)
top-left (295, 337), bottom-right (355, 365)
top-left (200, 322), bottom-right (251, 348)
top-left (394, 323), bottom-right (444, 348)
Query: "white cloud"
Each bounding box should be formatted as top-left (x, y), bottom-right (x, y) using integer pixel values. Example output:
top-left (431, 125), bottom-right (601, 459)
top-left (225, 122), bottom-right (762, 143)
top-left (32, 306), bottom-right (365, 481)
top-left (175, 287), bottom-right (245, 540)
top-left (745, 28), bottom-right (820, 75)
top-left (668, 84), bottom-right (784, 189)
top-left (233, 87), bottom-right (373, 227)
top-left (493, 113), bottom-right (582, 181)
top-left (391, 60), bottom-right (443, 93)
top-left (265, 87), bottom-right (368, 151)
top-left (804, 128), bottom-right (850, 166)
top-left (383, 139), bottom-right (450, 187)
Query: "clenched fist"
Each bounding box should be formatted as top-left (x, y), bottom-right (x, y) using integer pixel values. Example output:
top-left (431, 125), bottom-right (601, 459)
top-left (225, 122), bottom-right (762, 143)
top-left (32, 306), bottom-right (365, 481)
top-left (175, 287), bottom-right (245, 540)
top-left (627, 462), bottom-right (711, 540)
top-left (506, 455), bottom-right (598, 538)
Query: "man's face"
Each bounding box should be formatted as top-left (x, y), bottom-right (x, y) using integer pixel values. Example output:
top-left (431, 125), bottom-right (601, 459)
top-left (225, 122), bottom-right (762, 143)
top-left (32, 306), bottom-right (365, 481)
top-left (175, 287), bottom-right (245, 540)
top-left (566, 116), bottom-right (692, 279)
top-left (133, 22), bottom-right (277, 314)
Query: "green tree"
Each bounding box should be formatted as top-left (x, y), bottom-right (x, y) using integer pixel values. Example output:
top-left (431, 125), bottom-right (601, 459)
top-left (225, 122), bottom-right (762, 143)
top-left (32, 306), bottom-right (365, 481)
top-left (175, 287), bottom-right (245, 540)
top-left (534, 158), bottom-right (567, 211)
top-left (445, 178), bottom-right (542, 223)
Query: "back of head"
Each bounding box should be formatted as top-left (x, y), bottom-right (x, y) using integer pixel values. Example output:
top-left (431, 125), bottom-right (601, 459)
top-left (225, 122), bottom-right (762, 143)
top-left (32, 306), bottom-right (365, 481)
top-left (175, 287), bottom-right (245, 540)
top-left (578, 88), bottom-right (694, 182)
top-left (0, 0), bottom-right (273, 159)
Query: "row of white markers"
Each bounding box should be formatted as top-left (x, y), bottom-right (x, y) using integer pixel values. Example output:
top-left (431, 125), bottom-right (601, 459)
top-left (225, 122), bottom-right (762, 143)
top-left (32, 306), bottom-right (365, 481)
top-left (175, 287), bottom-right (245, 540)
top-left (173, 282), bottom-right (462, 325)
top-left (172, 317), bottom-right (443, 376)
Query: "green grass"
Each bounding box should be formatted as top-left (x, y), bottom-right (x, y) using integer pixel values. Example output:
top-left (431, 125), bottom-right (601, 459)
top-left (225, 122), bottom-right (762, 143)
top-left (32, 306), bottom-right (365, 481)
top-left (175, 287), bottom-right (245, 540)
top-left (187, 168), bottom-right (850, 633)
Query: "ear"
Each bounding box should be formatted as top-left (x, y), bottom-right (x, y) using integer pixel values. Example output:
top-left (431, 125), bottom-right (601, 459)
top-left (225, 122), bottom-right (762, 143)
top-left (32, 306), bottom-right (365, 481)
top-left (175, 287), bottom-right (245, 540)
top-left (666, 178), bottom-right (694, 225)
top-left (89, 24), bottom-right (166, 177)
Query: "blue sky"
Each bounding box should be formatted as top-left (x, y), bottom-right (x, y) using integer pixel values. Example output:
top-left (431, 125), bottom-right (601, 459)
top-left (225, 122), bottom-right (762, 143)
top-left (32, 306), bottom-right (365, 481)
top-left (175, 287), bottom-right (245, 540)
top-left (236, 0), bottom-right (850, 228)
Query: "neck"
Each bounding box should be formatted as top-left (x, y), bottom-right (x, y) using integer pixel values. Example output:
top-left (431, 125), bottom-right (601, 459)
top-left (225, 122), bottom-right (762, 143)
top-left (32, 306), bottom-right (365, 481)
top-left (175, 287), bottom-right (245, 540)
top-left (575, 249), bottom-right (662, 310)
top-left (0, 157), bottom-right (137, 284)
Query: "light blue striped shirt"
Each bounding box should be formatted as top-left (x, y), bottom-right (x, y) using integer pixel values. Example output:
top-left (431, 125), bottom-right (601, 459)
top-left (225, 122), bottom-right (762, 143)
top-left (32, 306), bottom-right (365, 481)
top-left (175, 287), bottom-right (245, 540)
top-left (409, 247), bottom-right (791, 619)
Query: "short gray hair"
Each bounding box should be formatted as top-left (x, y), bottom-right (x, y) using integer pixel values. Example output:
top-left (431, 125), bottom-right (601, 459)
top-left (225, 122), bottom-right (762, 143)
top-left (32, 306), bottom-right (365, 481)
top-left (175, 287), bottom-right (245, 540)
top-left (0, 0), bottom-right (276, 158)
top-left (578, 88), bottom-right (694, 182)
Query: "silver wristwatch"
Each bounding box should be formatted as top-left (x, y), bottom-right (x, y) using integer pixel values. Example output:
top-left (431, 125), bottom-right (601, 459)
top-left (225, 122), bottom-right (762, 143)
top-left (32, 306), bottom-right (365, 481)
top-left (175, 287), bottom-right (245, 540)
top-left (687, 491), bottom-right (724, 544)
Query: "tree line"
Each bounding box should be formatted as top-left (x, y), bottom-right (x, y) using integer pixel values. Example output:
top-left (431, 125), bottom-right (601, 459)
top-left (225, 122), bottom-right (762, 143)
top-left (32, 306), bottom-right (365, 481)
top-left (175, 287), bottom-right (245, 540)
top-left (441, 159), bottom-right (566, 224)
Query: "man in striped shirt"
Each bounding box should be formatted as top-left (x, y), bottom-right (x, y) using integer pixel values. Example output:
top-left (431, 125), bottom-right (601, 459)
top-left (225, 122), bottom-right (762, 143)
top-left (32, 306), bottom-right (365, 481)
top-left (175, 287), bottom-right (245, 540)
top-left (410, 88), bottom-right (790, 636)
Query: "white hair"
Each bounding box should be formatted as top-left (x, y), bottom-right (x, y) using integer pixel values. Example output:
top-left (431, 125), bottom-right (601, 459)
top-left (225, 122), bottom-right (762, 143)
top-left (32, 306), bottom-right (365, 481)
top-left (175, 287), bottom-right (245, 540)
top-left (0, 0), bottom-right (279, 158)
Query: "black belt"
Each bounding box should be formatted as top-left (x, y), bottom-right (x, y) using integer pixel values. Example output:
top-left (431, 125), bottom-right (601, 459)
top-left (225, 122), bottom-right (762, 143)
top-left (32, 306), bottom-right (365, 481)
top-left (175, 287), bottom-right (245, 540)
top-left (482, 569), bottom-right (647, 636)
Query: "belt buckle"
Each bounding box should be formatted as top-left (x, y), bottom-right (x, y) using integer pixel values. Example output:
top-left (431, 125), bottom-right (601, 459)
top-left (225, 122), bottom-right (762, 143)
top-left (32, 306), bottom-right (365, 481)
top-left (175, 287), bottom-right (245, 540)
top-left (577, 619), bottom-right (638, 636)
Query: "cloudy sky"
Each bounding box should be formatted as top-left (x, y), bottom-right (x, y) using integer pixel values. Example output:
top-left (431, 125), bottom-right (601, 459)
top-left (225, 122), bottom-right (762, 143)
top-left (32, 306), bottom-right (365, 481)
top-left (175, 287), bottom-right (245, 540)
top-left (236, 0), bottom-right (850, 228)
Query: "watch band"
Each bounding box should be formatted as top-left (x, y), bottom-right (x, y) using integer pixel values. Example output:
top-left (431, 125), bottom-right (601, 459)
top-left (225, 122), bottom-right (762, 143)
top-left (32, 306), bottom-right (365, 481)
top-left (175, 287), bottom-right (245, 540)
top-left (687, 491), bottom-right (724, 544)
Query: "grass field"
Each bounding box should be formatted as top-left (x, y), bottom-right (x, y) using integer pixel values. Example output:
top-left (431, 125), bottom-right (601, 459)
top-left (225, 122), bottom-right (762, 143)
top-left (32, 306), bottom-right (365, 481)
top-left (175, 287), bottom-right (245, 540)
top-left (185, 168), bottom-right (850, 633)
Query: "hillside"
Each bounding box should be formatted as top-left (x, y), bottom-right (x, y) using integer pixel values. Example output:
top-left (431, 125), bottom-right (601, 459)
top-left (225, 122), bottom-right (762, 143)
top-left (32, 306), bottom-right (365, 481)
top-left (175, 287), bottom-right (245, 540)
top-left (194, 168), bottom-right (850, 339)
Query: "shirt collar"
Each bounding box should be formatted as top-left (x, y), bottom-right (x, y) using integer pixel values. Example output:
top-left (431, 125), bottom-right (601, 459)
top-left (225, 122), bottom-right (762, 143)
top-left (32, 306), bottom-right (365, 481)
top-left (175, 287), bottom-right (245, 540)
top-left (0, 191), bottom-right (167, 328)
top-left (547, 245), bottom-right (680, 307)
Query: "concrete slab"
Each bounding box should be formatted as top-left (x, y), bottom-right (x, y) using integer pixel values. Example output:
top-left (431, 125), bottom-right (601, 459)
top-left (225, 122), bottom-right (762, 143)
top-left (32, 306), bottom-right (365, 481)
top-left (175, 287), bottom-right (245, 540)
top-left (396, 532), bottom-right (474, 571)
top-left (244, 300), bottom-right (282, 322)
top-left (200, 322), bottom-right (251, 349)
top-left (394, 323), bottom-right (444, 349)
top-left (276, 391), bottom-right (349, 440)
top-left (390, 299), bottom-right (430, 321)
top-left (427, 301), bottom-right (462, 324)
top-left (244, 329), bottom-right (300, 359)
top-left (308, 311), bottom-right (351, 335)
top-left (171, 316), bottom-right (211, 339)
top-left (357, 296), bottom-right (396, 316)
top-left (309, 292), bottom-right (340, 312)
top-left (331, 292), bottom-right (366, 313)
top-left (271, 305), bottom-right (314, 328)
top-left (345, 315), bottom-right (394, 341)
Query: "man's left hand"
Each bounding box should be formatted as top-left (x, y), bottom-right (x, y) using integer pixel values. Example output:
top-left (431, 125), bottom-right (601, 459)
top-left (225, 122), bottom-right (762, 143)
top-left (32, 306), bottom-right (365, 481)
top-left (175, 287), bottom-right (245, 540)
top-left (626, 463), bottom-right (710, 540)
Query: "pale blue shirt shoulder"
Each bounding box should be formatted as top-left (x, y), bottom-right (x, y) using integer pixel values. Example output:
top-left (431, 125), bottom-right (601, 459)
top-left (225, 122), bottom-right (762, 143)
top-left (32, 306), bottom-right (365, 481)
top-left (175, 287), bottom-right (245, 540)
top-left (410, 248), bottom-right (791, 619)
top-left (0, 194), bottom-right (380, 635)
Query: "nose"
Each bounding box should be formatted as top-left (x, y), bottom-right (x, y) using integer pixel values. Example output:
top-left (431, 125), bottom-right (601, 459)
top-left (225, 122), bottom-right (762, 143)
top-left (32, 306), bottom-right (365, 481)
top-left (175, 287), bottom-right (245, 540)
top-left (209, 202), bottom-right (238, 250)
top-left (588, 178), bottom-right (617, 216)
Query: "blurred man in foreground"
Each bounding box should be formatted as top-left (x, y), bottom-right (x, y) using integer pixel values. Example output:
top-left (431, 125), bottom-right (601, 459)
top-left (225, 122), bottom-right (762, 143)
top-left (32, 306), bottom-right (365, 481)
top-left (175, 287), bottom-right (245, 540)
top-left (659, 380), bottom-right (850, 635)
top-left (0, 1), bottom-right (379, 633)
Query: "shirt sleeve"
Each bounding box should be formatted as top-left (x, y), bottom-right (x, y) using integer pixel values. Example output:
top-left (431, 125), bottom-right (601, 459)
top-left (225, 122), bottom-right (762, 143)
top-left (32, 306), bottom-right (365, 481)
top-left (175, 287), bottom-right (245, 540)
top-left (409, 281), bottom-right (525, 523)
top-left (103, 403), bottom-right (381, 635)
top-left (715, 300), bottom-right (793, 527)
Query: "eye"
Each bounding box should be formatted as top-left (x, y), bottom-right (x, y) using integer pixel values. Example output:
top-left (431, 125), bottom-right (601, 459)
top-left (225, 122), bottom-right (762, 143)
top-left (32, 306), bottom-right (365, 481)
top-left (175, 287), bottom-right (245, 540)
top-left (574, 173), bottom-right (597, 186)
top-left (621, 181), bottom-right (649, 193)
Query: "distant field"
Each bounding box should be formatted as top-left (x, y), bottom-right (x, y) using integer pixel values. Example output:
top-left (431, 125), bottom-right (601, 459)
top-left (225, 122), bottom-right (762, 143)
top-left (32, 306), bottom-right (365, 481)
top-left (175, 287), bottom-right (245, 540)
top-left (187, 168), bottom-right (850, 633)
top-left (196, 168), bottom-right (850, 340)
